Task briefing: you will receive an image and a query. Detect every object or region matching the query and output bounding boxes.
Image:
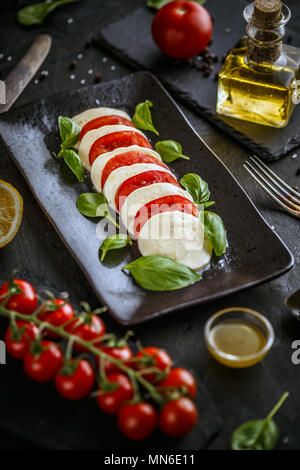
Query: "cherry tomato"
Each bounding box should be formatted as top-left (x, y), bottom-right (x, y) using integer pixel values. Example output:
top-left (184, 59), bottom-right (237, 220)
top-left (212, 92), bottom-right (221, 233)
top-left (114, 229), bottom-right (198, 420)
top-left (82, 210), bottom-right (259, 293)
top-left (96, 373), bottom-right (134, 415)
top-left (118, 403), bottom-right (157, 440)
top-left (115, 170), bottom-right (180, 211)
top-left (89, 131), bottom-right (152, 165)
top-left (23, 340), bottom-right (63, 382)
top-left (134, 195), bottom-right (198, 238)
top-left (158, 367), bottom-right (197, 399)
top-left (101, 150), bottom-right (168, 190)
top-left (66, 314), bottom-right (106, 352)
top-left (5, 320), bottom-right (38, 360)
top-left (152, 1), bottom-right (213, 59)
top-left (80, 115), bottom-right (135, 141)
top-left (159, 397), bottom-right (198, 436)
top-left (0, 279), bottom-right (37, 315)
top-left (38, 298), bottom-right (75, 339)
top-left (135, 346), bottom-right (172, 383)
top-left (96, 344), bottom-right (133, 375)
top-left (55, 359), bottom-right (95, 400)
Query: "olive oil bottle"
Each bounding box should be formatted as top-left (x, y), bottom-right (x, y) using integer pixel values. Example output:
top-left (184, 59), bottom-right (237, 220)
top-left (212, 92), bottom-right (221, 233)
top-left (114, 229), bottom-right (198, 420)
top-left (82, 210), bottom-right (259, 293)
top-left (216, 0), bottom-right (300, 128)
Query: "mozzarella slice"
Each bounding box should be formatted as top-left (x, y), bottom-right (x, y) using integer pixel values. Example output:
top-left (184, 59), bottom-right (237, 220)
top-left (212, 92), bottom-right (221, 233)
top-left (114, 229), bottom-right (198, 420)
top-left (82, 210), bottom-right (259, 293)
top-left (121, 183), bottom-right (194, 235)
top-left (103, 163), bottom-right (174, 212)
top-left (138, 211), bottom-right (212, 270)
top-left (90, 145), bottom-right (162, 192)
top-left (72, 107), bottom-right (131, 128)
top-left (79, 125), bottom-right (149, 170)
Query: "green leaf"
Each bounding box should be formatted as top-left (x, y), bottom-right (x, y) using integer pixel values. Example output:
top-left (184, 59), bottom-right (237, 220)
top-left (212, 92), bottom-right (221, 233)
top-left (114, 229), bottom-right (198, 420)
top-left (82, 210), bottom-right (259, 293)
top-left (181, 173), bottom-right (210, 204)
top-left (62, 149), bottom-right (84, 182)
top-left (132, 100), bottom-right (159, 135)
top-left (76, 192), bottom-right (119, 227)
top-left (99, 234), bottom-right (132, 262)
top-left (231, 392), bottom-right (289, 450)
top-left (155, 140), bottom-right (190, 163)
top-left (147, 0), bottom-right (206, 9)
top-left (58, 116), bottom-right (81, 148)
top-left (203, 211), bottom-right (226, 257)
top-left (203, 201), bottom-right (215, 208)
top-left (122, 255), bottom-right (201, 291)
top-left (17, 0), bottom-right (76, 26)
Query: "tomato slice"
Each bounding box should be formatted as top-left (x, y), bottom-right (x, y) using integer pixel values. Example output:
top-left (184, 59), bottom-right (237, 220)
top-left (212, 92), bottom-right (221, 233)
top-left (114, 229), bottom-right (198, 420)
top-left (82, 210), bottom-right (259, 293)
top-left (89, 131), bottom-right (152, 166)
top-left (133, 195), bottom-right (198, 239)
top-left (101, 150), bottom-right (168, 189)
top-left (80, 115), bottom-right (135, 141)
top-left (115, 170), bottom-right (180, 212)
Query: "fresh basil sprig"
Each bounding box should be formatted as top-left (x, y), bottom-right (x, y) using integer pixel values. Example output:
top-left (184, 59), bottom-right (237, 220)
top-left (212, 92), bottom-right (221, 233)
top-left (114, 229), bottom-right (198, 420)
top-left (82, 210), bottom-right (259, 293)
top-left (54, 116), bottom-right (84, 182)
top-left (132, 100), bottom-right (159, 136)
top-left (155, 140), bottom-right (190, 163)
top-left (17, 0), bottom-right (76, 26)
top-left (99, 234), bottom-right (132, 262)
top-left (76, 192), bottom-right (119, 228)
top-left (122, 255), bottom-right (201, 291)
top-left (181, 173), bottom-right (210, 204)
top-left (231, 392), bottom-right (289, 450)
top-left (203, 211), bottom-right (226, 257)
top-left (147, 0), bottom-right (206, 9)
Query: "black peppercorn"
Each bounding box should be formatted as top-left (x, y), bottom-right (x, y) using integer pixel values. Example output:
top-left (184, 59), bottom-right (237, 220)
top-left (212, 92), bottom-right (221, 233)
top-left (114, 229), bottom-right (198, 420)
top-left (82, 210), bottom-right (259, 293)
top-left (94, 73), bottom-right (101, 83)
top-left (69, 60), bottom-right (77, 70)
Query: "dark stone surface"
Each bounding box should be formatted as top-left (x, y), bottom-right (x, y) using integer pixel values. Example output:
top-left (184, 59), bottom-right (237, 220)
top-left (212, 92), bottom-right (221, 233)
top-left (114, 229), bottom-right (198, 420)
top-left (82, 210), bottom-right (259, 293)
top-left (0, 71), bottom-right (293, 325)
top-left (0, 0), bottom-right (300, 451)
top-left (97, 0), bottom-right (300, 161)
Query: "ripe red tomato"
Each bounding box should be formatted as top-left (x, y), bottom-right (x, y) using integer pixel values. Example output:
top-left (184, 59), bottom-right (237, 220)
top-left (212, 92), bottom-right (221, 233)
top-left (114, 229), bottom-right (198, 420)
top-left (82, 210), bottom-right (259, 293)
top-left (66, 314), bottom-right (106, 352)
top-left (89, 131), bottom-right (152, 165)
top-left (80, 115), bottom-right (135, 141)
top-left (158, 367), bottom-right (197, 399)
top-left (23, 340), bottom-right (63, 382)
top-left (0, 279), bottom-right (37, 315)
top-left (135, 346), bottom-right (172, 383)
top-left (96, 373), bottom-right (134, 415)
top-left (38, 298), bottom-right (75, 339)
top-left (159, 397), bottom-right (198, 436)
top-left (55, 359), bottom-right (95, 400)
top-left (118, 403), bottom-right (157, 440)
top-left (151, 1), bottom-right (213, 59)
top-left (96, 345), bottom-right (133, 375)
top-left (5, 320), bottom-right (38, 360)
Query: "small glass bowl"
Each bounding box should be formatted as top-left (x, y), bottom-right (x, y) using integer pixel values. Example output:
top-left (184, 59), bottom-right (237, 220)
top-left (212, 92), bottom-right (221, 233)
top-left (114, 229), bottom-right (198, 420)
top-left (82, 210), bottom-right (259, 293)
top-left (204, 307), bottom-right (275, 368)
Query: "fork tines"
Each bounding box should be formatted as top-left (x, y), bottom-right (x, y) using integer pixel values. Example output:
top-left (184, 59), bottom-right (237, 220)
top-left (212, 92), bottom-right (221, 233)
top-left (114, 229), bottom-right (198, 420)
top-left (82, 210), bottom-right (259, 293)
top-left (244, 155), bottom-right (300, 219)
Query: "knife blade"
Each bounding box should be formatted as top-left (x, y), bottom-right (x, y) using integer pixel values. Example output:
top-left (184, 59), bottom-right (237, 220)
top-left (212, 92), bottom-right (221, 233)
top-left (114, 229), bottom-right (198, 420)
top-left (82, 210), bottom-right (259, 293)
top-left (0, 34), bottom-right (52, 113)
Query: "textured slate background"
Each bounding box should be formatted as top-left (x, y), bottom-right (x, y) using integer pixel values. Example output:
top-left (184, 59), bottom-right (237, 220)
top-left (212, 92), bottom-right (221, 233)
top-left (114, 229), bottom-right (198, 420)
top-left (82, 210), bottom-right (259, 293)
top-left (0, 0), bottom-right (300, 450)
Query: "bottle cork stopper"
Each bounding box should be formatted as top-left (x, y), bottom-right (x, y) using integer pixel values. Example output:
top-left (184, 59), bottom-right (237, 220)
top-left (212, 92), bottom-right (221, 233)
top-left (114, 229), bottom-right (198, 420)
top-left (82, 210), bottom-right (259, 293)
top-left (254, 0), bottom-right (282, 22)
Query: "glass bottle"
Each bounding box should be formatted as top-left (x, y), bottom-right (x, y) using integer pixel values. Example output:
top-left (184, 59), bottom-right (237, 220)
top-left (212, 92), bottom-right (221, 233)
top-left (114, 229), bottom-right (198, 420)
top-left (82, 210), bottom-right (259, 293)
top-left (216, 0), bottom-right (300, 128)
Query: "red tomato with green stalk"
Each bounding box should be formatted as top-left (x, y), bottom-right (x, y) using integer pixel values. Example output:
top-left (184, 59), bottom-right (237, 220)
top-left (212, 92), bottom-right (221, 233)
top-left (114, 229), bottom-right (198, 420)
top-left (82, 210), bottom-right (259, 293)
top-left (159, 396), bottom-right (198, 436)
top-left (66, 313), bottom-right (106, 352)
top-left (96, 336), bottom-right (133, 374)
top-left (5, 320), bottom-right (39, 360)
top-left (38, 298), bottom-right (75, 339)
top-left (134, 346), bottom-right (172, 383)
top-left (118, 402), bottom-right (158, 440)
top-left (151, 1), bottom-right (213, 59)
top-left (0, 279), bottom-right (37, 315)
top-left (158, 367), bottom-right (197, 399)
top-left (96, 373), bottom-right (134, 415)
top-left (23, 339), bottom-right (63, 382)
top-left (55, 359), bottom-right (95, 400)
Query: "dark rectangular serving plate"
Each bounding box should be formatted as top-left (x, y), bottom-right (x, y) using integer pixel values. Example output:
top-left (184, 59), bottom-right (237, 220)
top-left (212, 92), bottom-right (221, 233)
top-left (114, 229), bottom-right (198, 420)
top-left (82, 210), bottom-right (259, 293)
top-left (0, 71), bottom-right (294, 325)
top-left (96, 0), bottom-right (300, 161)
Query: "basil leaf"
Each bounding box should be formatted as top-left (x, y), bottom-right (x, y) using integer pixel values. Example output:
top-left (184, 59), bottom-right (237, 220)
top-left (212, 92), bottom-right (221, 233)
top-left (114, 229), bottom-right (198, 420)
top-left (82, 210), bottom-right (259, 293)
top-left (99, 234), bottom-right (132, 262)
top-left (122, 255), bottom-right (201, 291)
top-left (181, 173), bottom-right (210, 204)
top-left (132, 100), bottom-right (159, 136)
top-left (203, 211), bottom-right (226, 256)
top-left (155, 140), bottom-right (190, 163)
top-left (203, 201), bottom-right (215, 208)
top-left (147, 0), bottom-right (206, 9)
top-left (17, 0), bottom-right (76, 26)
top-left (76, 192), bottom-right (119, 227)
top-left (62, 149), bottom-right (84, 182)
top-left (231, 392), bottom-right (289, 451)
top-left (58, 116), bottom-right (81, 149)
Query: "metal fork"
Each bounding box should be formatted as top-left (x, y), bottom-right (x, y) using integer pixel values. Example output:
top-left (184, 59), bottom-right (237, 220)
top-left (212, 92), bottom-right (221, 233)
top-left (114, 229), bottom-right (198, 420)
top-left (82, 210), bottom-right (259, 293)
top-left (244, 155), bottom-right (300, 219)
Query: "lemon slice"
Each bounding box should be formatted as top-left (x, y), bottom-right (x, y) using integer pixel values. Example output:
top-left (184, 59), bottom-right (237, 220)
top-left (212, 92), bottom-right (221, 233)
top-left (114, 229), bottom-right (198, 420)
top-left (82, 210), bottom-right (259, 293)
top-left (0, 179), bottom-right (23, 248)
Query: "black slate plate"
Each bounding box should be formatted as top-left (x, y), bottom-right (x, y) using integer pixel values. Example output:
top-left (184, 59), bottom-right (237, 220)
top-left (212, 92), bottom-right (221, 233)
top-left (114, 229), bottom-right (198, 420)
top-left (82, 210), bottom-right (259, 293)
top-left (0, 71), bottom-right (294, 325)
top-left (96, 0), bottom-right (300, 161)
